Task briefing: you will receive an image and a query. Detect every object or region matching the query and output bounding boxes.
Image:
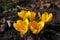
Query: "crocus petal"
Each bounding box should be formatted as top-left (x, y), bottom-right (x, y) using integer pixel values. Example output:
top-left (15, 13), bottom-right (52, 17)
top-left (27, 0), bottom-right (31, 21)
top-left (18, 10), bottom-right (25, 18)
top-left (38, 21), bottom-right (45, 32)
top-left (38, 21), bottom-right (45, 27)
top-left (13, 23), bottom-right (20, 31)
top-left (45, 13), bottom-right (53, 23)
top-left (38, 12), bottom-right (41, 19)
top-left (24, 18), bottom-right (29, 24)
top-left (33, 30), bottom-right (37, 34)
top-left (27, 11), bottom-right (31, 16)
top-left (41, 12), bottom-right (48, 21)
top-left (44, 12), bottom-right (49, 19)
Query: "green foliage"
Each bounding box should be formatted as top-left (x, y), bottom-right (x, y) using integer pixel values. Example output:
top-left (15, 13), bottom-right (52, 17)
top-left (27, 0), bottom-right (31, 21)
top-left (2, 0), bottom-right (19, 12)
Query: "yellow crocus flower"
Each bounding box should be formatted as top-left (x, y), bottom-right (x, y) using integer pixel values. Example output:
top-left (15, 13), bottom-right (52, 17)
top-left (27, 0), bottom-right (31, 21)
top-left (28, 11), bottom-right (36, 21)
top-left (13, 19), bottom-right (29, 35)
top-left (38, 12), bottom-right (53, 24)
top-left (29, 21), bottom-right (45, 34)
top-left (18, 10), bottom-right (29, 20)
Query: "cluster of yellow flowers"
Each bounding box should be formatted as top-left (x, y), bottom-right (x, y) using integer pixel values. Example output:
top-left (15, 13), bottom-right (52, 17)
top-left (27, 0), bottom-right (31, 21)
top-left (13, 10), bottom-right (53, 35)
